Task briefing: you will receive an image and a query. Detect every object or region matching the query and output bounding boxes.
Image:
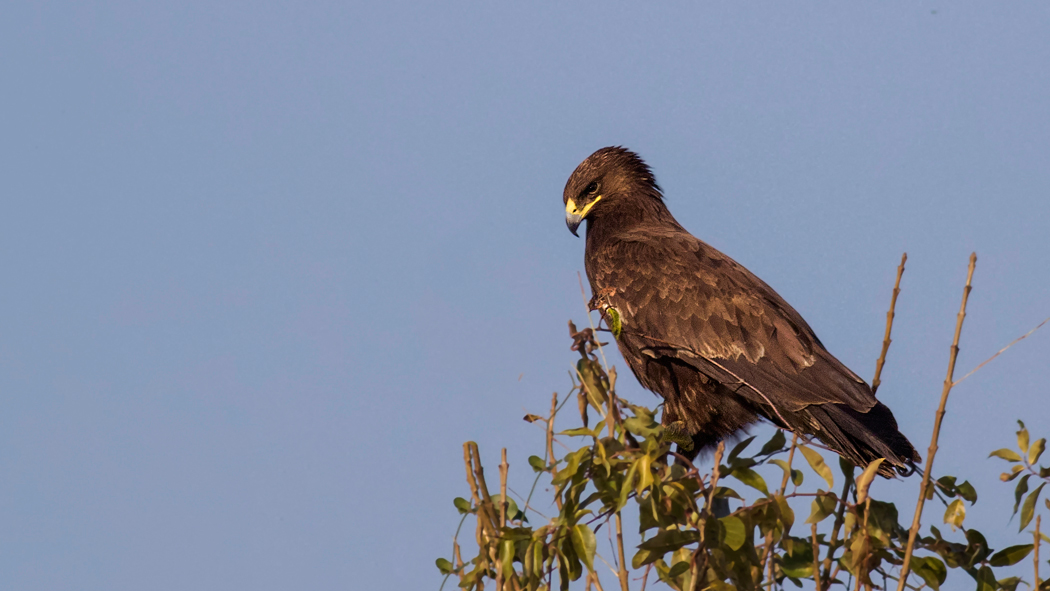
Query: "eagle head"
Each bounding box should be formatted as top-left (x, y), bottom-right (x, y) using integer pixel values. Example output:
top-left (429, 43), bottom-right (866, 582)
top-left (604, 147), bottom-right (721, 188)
top-left (563, 146), bottom-right (663, 236)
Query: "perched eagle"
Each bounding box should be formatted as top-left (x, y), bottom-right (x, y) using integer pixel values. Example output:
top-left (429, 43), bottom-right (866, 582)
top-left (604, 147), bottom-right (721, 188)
top-left (563, 147), bottom-right (919, 477)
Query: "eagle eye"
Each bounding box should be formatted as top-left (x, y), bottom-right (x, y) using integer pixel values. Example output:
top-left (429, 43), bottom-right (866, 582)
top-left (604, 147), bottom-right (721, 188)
top-left (584, 182), bottom-right (599, 196)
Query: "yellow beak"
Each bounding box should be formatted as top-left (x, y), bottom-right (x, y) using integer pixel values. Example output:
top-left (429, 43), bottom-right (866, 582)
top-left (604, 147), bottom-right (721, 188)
top-left (565, 195), bottom-right (602, 236)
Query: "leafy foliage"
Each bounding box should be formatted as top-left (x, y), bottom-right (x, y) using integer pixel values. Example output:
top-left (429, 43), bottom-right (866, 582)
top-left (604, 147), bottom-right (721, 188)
top-left (438, 325), bottom-right (1050, 590)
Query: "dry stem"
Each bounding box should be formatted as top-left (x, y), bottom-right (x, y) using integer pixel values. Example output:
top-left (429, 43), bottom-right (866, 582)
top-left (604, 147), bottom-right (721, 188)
top-left (873, 253), bottom-right (906, 394)
top-left (615, 513), bottom-right (629, 591)
top-left (1036, 515), bottom-right (1042, 589)
top-left (897, 253), bottom-right (977, 591)
top-left (763, 433), bottom-right (798, 587)
top-left (546, 392), bottom-right (562, 510)
top-left (812, 523), bottom-right (823, 591)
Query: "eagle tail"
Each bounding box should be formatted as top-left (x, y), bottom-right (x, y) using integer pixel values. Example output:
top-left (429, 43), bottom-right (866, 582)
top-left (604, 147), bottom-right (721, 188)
top-left (803, 401), bottom-right (921, 478)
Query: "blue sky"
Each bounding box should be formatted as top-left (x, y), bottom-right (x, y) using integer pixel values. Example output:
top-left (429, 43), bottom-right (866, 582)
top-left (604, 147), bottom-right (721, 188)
top-left (2, 2), bottom-right (1049, 589)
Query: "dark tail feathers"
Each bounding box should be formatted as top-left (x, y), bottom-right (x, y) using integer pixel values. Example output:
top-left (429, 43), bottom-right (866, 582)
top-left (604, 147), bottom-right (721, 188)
top-left (804, 401), bottom-right (920, 478)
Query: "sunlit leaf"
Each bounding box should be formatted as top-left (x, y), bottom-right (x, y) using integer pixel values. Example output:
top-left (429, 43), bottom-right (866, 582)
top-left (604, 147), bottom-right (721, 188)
top-left (731, 466), bottom-right (769, 496)
top-left (436, 557), bottom-right (454, 575)
top-left (717, 515), bottom-right (745, 550)
top-left (855, 458), bottom-right (884, 505)
top-left (774, 494), bottom-right (795, 533)
top-left (635, 454), bottom-right (655, 493)
top-left (806, 493), bottom-right (837, 524)
top-left (454, 497), bottom-right (472, 514)
top-left (798, 445), bottom-right (834, 489)
top-left (560, 427), bottom-right (594, 437)
top-left (571, 524), bottom-right (596, 572)
top-left (500, 539), bottom-right (514, 579)
top-left (529, 455), bottom-right (547, 472)
top-left (1029, 438), bottom-right (1046, 466)
top-left (1017, 421), bottom-right (1030, 454)
top-left (523, 414), bottom-right (545, 423)
top-left (618, 462), bottom-right (637, 511)
top-left (990, 448), bottom-right (1023, 462)
top-left (943, 499), bottom-right (965, 530)
top-left (1019, 482), bottom-right (1045, 531)
top-left (989, 544), bottom-right (1034, 567)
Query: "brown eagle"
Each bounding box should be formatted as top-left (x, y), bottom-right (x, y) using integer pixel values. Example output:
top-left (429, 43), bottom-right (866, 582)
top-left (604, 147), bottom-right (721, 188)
top-left (564, 147), bottom-right (918, 476)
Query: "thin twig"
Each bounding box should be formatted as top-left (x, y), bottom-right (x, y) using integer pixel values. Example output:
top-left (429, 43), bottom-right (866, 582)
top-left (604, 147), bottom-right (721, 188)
top-left (614, 512), bottom-right (630, 591)
top-left (855, 498), bottom-right (871, 591)
top-left (1036, 515), bottom-right (1042, 589)
top-left (873, 253), bottom-right (907, 394)
top-left (821, 472), bottom-right (854, 585)
top-left (546, 393), bottom-right (563, 511)
top-left (812, 523), bottom-right (823, 591)
top-left (639, 563), bottom-right (652, 591)
top-left (500, 449), bottom-right (508, 528)
top-left (707, 441), bottom-right (726, 513)
top-left (897, 253), bottom-right (977, 591)
top-left (952, 317), bottom-right (1049, 386)
top-left (579, 271), bottom-right (610, 369)
top-left (763, 432), bottom-right (798, 587)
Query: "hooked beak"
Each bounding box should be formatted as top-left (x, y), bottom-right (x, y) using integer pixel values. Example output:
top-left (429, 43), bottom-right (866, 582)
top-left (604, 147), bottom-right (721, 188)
top-left (565, 196), bottom-right (601, 237)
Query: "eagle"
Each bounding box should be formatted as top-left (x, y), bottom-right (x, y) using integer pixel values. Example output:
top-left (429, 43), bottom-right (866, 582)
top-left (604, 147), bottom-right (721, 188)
top-left (563, 147), bottom-right (919, 477)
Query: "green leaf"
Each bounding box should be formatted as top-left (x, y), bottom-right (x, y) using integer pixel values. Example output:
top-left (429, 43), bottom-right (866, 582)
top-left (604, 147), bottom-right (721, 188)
top-left (720, 515), bottom-right (747, 550)
top-left (989, 544), bottom-right (1034, 567)
top-left (528, 455), bottom-right (547, 472)
top-left (622, 416), bottom-right (660, 438)
top-left (666, 560), bottom-right (691, 579)
top-left (759, 429), bottom-right (787, 456)
top-left (571, 524), bottom-right (597, 572)
top-left (1029, 438), bottom-right (1046, 465)
top-left (454, 497), bottom-right (472, 514)
top-left (806, 493), bottom-right (838, 524)
top-left (975, 565), bottom-right (997, 591)
top-left (636, 454), bottom-right (654, 493)
top-left (943, 499), bottom-right (965, 530)
top-left (956, 480), bottom-right (978, 504)
top-left (1019, 482), bottom-right (1045, 531)
top-left (728, 436), bottom-right (756, 461)
top-left (1013, 474), bottom-right (1031, 516)
top-left (910, 555), bottom-right (947, 591)
top-left (1003, 464), bottom-right (1026, 481)
top-left (500, 539), bottom-right (515, 579)
top-left (618, 462), bottom-right (637, 511)
top-left (774, 494), bottom-right (795, 531)
top-left (990, 448), bottom-right (1023, 462)
top-left (560, 427), bottom-right (594, 437)
top-left (606, 306), bottom-right (622, 338)
top-left (855, 458), bottom-right (884, 505)
top-left (638, 529), bottom-right (700, 554)
top-left (798, 445), bottom-right (834, 489)
top-left (731, 466), bottom-right (769, 495)
top-left (1017, 421), bottom-right (1030, 454)
top-left (435, 557), bottom-right (454, 575)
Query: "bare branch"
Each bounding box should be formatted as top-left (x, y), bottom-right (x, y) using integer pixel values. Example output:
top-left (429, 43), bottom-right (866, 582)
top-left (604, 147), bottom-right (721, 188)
top-left (897, 253), bottom-right (977, 591)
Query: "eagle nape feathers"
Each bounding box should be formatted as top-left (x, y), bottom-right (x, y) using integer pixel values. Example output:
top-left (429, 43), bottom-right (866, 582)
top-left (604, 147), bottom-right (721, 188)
top-left (563, 146), bottom-right (919, 477)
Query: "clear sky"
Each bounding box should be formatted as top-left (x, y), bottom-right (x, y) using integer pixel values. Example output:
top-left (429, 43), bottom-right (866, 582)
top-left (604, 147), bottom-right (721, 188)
top-left (2, 2), bottom-right (1049, 589)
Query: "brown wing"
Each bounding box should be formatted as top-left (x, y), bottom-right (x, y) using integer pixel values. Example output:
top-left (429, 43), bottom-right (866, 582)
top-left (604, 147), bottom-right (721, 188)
top-left (587, 227), bottom-right (877, 415)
